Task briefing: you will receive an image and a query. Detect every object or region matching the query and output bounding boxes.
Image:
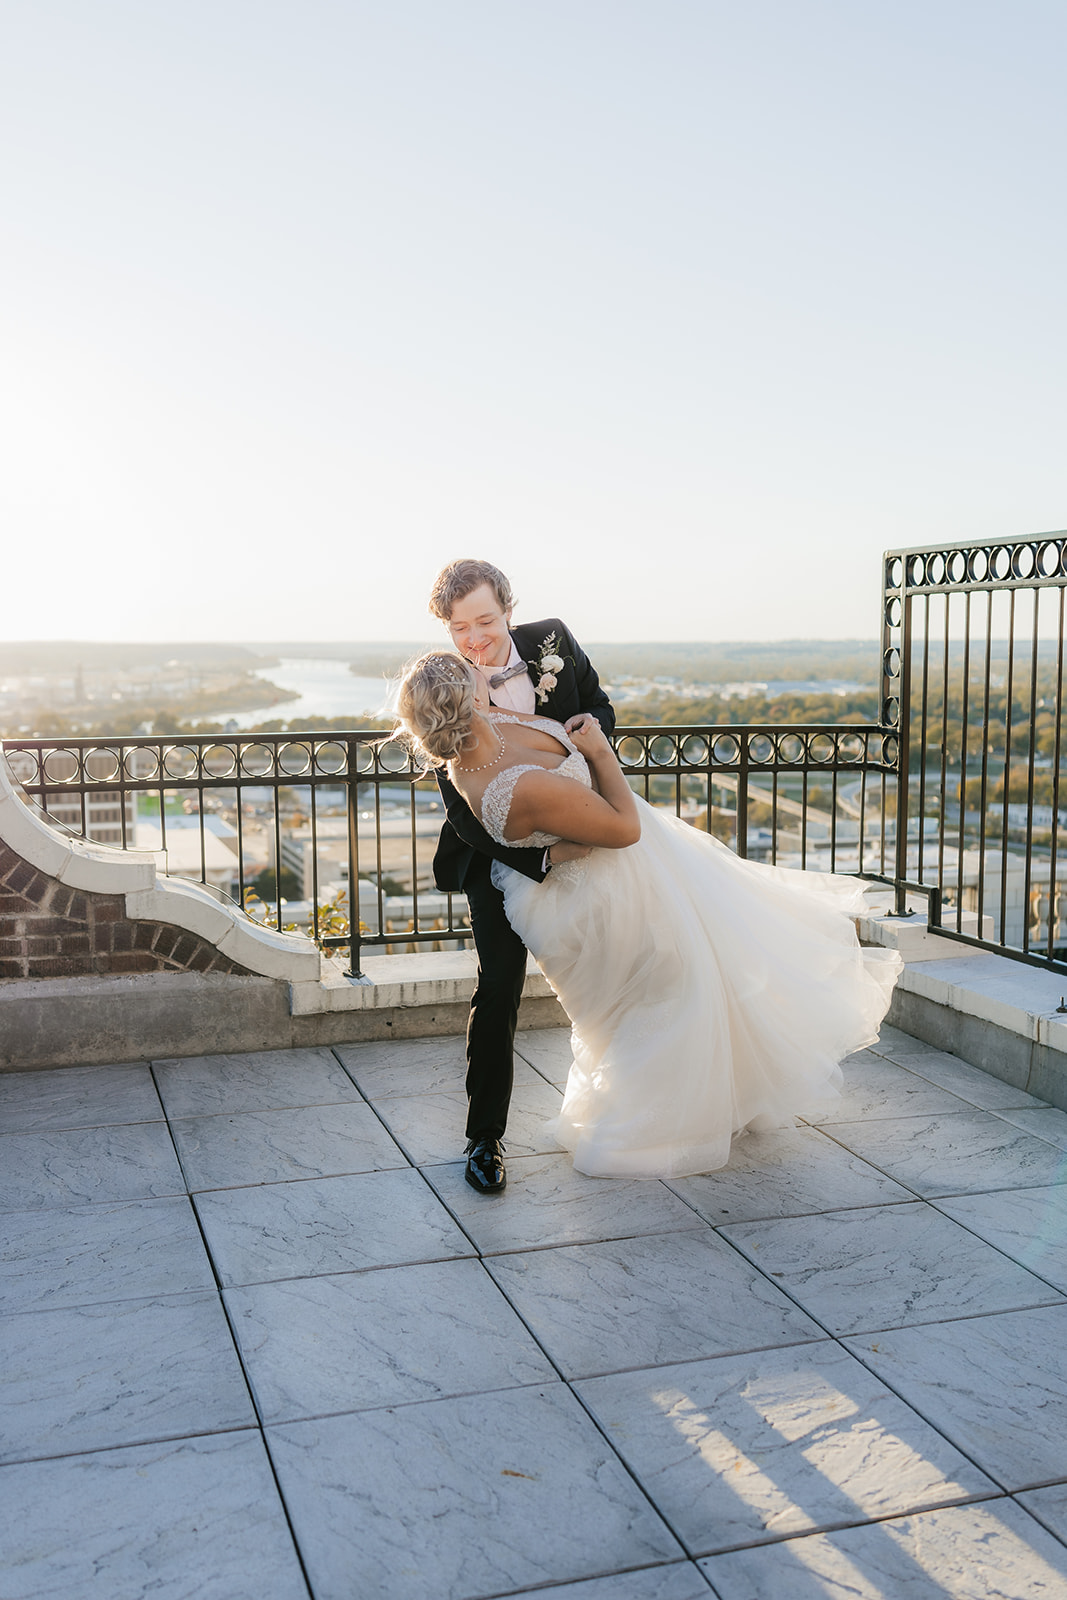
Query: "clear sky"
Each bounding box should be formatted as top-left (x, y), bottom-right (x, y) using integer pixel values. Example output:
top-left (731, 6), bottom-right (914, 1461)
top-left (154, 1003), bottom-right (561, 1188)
top-left (2, 0), bottom-right (1064, 644)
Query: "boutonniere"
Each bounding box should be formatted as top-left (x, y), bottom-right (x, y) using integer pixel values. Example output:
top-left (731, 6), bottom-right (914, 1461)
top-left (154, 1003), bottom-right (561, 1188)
top-left (532, 632), bottom-right (567, 703)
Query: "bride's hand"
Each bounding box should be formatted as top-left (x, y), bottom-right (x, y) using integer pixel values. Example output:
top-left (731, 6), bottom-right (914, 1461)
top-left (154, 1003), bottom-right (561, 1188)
top-left (565, 715), bottom-right (612, 757)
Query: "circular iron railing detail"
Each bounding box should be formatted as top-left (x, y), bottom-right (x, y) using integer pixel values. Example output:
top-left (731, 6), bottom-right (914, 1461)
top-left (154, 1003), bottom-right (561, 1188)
top-left (314, 741), bottom-right (348, 775)
top-left (1038, 540), bottom-right (1064, 578)
top-left (989, 546), bottom-right (1012, 582)
top-left (748, 733), bottom-right (774, 764)
top-left (679, 734), bottom-right (709, 765)
top-left (376, 740), bottom-right (411, 774)
top-left (615, 736), bottom-right (646, 768)
top-left (162, 746), bottom-right (198, 781)
top-left (42, 749), bottom-right (80, 784)
top-left (126, 747), bottom-right (158, 782)
top-left (808, 733), bottom-right (836, 764)
top-left (887, 537), bottom-right (1067, 592)
top-left (82, 747), bottom-right (122, 783)
top-left (4, 749), bottom-right (38, 786)
top-left (648, 734), bottom-right (677, 767)
top-left (711, 733), bottom-right (739, 765)
top-left (278, 742), bottom-right (312, 777)
top-left (240, 744), bottom-right (275, 779)
top-left (203, 744), bottom-right (238, 780)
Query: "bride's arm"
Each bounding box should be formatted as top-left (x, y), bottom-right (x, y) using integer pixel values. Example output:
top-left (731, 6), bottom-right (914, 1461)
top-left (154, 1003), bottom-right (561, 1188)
top-left (506, 725), bottom-right (640, 848)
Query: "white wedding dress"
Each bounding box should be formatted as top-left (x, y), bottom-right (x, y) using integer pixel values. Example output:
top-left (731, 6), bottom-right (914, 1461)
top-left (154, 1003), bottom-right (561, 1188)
top-left (482, 714), bottom-right (902, 1180)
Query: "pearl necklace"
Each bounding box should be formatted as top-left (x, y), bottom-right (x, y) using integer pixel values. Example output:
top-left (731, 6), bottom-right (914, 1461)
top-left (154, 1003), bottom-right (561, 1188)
top-left (453, 726), bottom-right (506, 774)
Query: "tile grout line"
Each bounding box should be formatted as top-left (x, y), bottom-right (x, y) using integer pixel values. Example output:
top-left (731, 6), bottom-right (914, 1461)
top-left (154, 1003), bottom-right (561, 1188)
top-left (471, 1238), bottom-right (696, 1568)
top-left (147, 1058), bottom-right (317, 1600)
top-left (346, 1043), bottom-right (713, 1587)
top-left (334, 1035), bottom-right (705, 1575)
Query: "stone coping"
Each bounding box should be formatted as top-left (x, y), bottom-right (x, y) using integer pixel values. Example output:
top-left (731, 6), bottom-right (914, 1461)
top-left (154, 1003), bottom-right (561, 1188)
top-left (291, 949), bottom-right (555, 1015)
top-left (856, 897), bottom-right (1067, 1050)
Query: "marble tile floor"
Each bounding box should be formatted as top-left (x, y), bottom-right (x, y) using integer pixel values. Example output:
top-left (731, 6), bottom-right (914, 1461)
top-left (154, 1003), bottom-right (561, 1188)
top-left (3, 1029), bottom-right (1067, 1598)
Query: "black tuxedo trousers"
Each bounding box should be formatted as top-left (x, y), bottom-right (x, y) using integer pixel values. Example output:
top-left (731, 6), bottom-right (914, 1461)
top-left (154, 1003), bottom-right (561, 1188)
top-left (462, 856), bottom-right (529, 1141)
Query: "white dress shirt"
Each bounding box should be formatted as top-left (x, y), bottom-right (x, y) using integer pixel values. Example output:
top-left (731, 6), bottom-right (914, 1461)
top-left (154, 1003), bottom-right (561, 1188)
top-left (480, 638), bottom-right (554, 871)
top-left (482, 639), bottom-right (536, 715)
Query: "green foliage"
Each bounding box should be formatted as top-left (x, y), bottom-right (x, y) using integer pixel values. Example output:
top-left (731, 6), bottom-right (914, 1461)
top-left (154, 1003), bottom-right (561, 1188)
top-left (620, 689), bottom-right (880, 727)
top-left (242, 884), bottom-right (367, 953)
top-left (594, 640), bottom-right (879, 686)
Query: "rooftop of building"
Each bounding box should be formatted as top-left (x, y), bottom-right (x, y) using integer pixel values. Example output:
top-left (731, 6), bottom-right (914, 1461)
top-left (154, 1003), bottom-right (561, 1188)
top-left (4, 1022), bottom-right (1067, 1598)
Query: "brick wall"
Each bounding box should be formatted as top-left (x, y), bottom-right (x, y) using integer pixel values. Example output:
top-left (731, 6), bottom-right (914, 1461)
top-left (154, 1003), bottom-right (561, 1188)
top-left (0, 840), bottom-right (252, 980)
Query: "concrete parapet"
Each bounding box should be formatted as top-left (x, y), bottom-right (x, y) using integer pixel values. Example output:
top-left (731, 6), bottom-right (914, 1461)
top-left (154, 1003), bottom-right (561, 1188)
top-left (0, 964), bottom-right (566, 1070)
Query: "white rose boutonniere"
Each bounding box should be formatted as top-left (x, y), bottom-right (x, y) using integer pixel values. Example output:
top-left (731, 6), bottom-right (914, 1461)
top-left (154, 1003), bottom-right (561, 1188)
top-left (533, 632), bottom-right (568, 703)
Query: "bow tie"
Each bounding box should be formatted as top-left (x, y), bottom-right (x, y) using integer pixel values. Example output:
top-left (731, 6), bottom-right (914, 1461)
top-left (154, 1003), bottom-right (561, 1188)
top-left (489, 662), bottom-right (530, 689)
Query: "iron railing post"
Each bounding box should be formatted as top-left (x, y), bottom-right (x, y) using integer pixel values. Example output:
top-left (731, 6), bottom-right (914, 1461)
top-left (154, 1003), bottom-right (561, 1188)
top-left (736, 734), bottom-right (749, 858)
top-left (345, 735), bottom-right (363, 979)
top-left (893, 579), bottom-right (913, 916)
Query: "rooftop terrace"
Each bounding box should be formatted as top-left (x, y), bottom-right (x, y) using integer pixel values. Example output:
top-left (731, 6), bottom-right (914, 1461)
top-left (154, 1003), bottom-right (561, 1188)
top-left (4, 1024), bottom-right (1067, 1598)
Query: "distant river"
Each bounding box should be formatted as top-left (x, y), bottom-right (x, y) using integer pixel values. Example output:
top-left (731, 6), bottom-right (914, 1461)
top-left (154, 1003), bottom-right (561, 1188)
top-left (222, 658), bottom-right (398, 729)
top-left (221, 659), bottom-right (873, 728)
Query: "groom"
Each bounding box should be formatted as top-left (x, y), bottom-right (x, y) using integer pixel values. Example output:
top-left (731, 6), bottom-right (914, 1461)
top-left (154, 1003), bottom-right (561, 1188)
top-left (428, 558), bottom-right (615, 1194)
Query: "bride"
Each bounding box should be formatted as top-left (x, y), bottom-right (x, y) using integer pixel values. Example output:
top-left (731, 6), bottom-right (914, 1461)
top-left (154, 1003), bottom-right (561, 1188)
top-left (396, 651), bottom-right (902, 1180)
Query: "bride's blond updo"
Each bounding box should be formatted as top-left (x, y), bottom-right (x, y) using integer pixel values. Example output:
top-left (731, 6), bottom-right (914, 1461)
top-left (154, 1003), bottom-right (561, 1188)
top-left (395, 652), bottom-right (478, 768)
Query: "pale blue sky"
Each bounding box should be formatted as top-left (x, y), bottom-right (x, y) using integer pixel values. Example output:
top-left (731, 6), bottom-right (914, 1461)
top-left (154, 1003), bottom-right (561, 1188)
top-left (2, 1), bottom-right (1064, 642)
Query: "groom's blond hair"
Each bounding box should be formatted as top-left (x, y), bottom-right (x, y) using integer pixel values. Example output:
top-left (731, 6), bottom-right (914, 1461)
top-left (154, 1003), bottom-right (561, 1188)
top-left (428, 559), bottom-right (515, 621)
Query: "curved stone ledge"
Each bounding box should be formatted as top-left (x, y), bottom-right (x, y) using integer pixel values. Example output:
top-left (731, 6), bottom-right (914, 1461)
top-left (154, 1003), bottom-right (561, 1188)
top-left (0, 747), bottom-right (321, 984)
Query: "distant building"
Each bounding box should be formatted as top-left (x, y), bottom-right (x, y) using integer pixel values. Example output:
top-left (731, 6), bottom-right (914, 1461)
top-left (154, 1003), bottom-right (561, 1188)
top-left (42, 746), bottom-right (136, 847)
top-left (134, 814), bottom-right (242, 893)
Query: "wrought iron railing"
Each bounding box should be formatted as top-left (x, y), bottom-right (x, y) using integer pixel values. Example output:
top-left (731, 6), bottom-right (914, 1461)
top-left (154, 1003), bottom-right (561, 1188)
top-left (882, 529), bottom-right (1067, 970)
top-left (6, 529), bottom-right (1066, 978)
top-left (0, 722), bottom-right (898, 975)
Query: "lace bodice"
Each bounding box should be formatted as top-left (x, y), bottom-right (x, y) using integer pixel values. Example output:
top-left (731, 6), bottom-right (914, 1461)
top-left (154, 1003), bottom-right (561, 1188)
top-left (479, 714), bottom-right (592, 848)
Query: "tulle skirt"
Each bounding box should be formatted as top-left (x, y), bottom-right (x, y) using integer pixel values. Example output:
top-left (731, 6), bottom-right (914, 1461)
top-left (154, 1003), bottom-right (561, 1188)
top-left (493, 801), bottom-right (902, 1179)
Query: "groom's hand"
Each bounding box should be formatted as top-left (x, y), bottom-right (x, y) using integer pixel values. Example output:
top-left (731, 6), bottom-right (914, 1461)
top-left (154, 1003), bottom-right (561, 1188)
top-left (548, 840), bottom-right (593, 866)
top-left (563, 713), bottom-right (598, 735)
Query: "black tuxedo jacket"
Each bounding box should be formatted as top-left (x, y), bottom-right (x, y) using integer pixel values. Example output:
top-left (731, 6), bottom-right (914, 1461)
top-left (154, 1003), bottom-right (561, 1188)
top-left (432, 618), bottom-right (615, 891)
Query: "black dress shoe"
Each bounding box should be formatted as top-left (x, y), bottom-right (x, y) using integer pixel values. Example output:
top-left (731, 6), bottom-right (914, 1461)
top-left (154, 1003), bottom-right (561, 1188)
top-left (465, 1138), bottom-right (507, 1194)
